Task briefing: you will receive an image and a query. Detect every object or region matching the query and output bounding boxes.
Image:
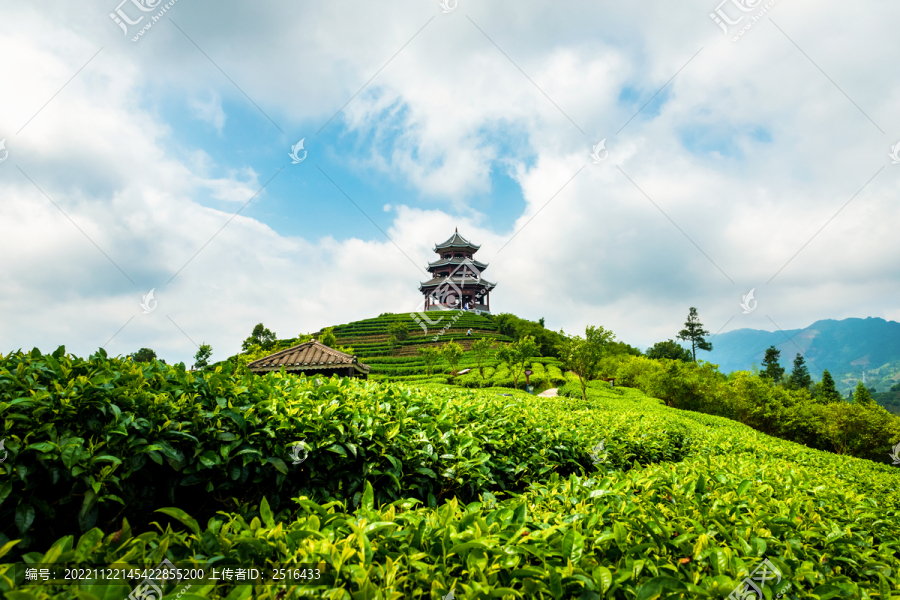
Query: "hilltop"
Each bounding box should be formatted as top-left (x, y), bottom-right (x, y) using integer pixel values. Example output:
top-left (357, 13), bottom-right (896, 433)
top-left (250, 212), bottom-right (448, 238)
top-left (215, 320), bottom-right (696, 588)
top-left (315, 312), bottom-right (571, 389)
top-left (317, 312), bottom-right (513, 357)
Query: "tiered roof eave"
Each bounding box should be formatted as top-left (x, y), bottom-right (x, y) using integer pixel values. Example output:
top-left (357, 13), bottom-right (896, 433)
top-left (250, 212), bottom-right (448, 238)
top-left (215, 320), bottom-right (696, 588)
top-left (433, 231), bottom-right (481, 252)
top-left (418, 276), bottom-right (497, 291)
top-left (427, 257), bottom-right (489, 271)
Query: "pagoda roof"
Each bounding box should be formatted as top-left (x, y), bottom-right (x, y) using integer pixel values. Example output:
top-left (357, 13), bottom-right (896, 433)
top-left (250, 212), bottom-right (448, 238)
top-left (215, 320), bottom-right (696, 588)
top-left (427, 257), bottom-right (489, 271)
top-left (247, 340), bottom-right (370, 374)
top-left (434, 229), bottom-right (481, 252)
top-left (419, 275), bottom-right (497, 290)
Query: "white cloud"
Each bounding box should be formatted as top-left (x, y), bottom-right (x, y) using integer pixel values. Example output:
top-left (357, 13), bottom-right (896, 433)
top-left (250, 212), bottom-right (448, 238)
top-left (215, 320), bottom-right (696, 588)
top-left (1, 0), bottom-right (899, 366)
top-left (188, 91), bottom-right (226, 133)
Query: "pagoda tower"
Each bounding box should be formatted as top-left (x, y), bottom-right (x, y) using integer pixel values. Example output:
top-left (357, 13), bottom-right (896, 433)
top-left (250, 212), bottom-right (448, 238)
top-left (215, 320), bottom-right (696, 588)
top-left (419, 228), bottom-right (496, 313)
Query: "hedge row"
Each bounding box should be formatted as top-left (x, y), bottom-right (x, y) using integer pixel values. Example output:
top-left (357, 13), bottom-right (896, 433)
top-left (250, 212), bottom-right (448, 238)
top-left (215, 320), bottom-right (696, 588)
top-left (5, 375), bottom-right (900, 597)
top-left (0, 349), bottom-right (629, 550)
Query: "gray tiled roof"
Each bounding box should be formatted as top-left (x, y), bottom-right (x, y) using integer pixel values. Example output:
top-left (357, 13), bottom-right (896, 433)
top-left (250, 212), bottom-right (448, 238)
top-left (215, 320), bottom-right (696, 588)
top-left (427, 257), bottom-right (489, 270)
top-left (247, 340), bottom-right (370, 373)
top-left (434, 231), bottom-right (480, 251)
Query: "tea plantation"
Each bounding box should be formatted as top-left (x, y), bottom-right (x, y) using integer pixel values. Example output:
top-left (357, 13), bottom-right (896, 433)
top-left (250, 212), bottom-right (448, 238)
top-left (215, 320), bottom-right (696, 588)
top-left (310, 313), bottom-right (561, 389)
top-left (2, 348), bottom-right (900, 599)
top-left (321, 313), bottom-right (513, 358)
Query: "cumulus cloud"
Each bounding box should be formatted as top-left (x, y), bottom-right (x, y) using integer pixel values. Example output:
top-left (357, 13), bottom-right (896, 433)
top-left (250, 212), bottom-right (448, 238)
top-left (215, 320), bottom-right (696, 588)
top-left (188, 91), bottom-right (226, 133)
top-left (1, 0), bottom-right (899, 365)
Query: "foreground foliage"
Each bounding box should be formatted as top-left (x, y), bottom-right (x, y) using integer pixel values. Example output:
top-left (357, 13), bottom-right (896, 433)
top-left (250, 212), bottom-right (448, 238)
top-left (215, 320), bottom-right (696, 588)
top-left (4, 349), bottom-right (900, 598)
top-left (606, 355), bottom-right (900, 462)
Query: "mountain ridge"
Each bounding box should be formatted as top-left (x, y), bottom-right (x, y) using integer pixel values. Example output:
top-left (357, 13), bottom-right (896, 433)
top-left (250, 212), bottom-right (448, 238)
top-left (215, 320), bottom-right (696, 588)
top-left (704, 316), bottom-right (900, 393)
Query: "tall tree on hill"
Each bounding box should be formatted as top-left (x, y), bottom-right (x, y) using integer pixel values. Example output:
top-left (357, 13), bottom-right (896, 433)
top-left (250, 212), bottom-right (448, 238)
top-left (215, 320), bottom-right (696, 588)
top-left (470, 337), bottom-right (496, 387)
top-left (417, 346), bottom-right (443, 376)
top-left (319, 327), bottom-right (338, 349)
top-left (815, 369), bottom-right (842, 403)
top-left (556, 326), bottom-right (616, 401)
top-left (761, 346), bottom-right (785, 383)
top-left (193, 343), bottom-right (212, 369)
top-left (389, 321), bottom-right (409, 341)
top-left (852, 380), bottom-right (876, 406)
top-left (442, 341), bottom-right (464, 375)
top-left (676, 307), bottom-right (712, 362)
top-left (315, 328), bottom-right (354, 355)
top-left (645, 339), bottom-right (693, 362)
top-left (787, 353), bottom-right (812, 391)
top-left (497, 335), bottom-right (540, 390)
top-left (242, 323), bottom-right (276, 352)
top-left (387, 335), bottom-right (399, 357)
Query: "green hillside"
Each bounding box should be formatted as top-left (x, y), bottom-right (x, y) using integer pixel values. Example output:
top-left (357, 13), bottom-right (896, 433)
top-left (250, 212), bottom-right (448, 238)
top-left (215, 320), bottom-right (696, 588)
top-left (3, 348), bottom-right (900, 598)
top-left (320, 312), bottom-right (513, 358)
top-left (307, 312), bottom-right (573, 389)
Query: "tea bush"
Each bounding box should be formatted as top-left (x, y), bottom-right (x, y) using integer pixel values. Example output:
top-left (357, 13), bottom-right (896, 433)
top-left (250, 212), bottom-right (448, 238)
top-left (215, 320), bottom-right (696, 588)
top-left (602, 355), bottom-right (900, 462)
top-left (5, 417), bottom-right (900, 597)
top-left (0, 349), bottom-right (662, 551)
top-left (5, 349), bottom-right (900, 598)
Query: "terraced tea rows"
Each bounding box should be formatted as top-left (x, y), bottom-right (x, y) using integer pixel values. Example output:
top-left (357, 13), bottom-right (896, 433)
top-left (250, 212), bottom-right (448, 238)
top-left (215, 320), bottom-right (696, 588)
top-left (3, 349), bottom-right (900, 598)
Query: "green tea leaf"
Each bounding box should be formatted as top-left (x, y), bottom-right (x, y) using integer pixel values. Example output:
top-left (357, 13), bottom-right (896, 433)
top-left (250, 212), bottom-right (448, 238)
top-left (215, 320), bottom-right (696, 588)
top-left (156, 507), bottom-right (201, 536)
top-left (15, 503), bottom-right (35, 534)
top-left (259, 497), bottom-right (274, 529)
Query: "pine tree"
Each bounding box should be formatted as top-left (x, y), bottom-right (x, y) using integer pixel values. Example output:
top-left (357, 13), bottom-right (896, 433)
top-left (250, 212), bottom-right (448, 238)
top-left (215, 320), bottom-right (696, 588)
top-left (852, 380), bottom-right (875, 406)
top-left (676, 307), bottom-right (713, 362)
top-left (816, 369), bottom-right (841, 403)
top-left (193, 343), bottom-right (212, 369)
top-left (788, 353), bottom-right (812, 390)
top-left (761, 346), bottom-right (784, 383)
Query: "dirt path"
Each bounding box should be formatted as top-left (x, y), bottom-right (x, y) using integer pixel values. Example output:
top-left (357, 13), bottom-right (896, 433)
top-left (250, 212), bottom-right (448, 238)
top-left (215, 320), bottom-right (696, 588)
top-left (537, 388), bottom-right (558, 397)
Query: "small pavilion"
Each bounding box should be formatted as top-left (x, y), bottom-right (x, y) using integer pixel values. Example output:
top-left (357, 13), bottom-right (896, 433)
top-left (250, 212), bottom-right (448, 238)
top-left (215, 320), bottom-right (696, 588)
top-left (419, 229), bottom-right (496, 314)
top-left (247, 340), bottom-right (371, 379)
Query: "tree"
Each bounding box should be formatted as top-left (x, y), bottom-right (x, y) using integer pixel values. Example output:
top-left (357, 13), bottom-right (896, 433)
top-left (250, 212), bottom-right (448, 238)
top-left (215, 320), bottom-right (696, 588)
top-left (387, 335), bottom-right (399, 356)
top-left (319, 327), bottom-right (338, 348)
top-left (129, 348), bottom-right (157, 363)
top-left (787, 353), bottom-right (812, 391)
top-left (389, 321), bottom-right (410, 341)
top-left (470, 337), bottom-right (495, 387)
top-left (193, 343), bottom-right (212, 369)
top-left (493, 313), bottom-right (564, 357)
top-left (761, 346), bottom-right (785, 383)
top-left (676, 307), bottom-right (712, 362)
top-left (556, 326), bottom-right (616, 401)
top-left (496, 335), bottom-right (540, 390)
top-left (645, 339), bottom-right (693, 362)
top-left (442, 341), bottom-right (464, 375)
top-left (815, 369), bottom-right (841, 404)
top-left (538, 317), bottom-right (545, 328)
top-left (418, 346), bottom-right (443, 376)
top-left (852, 380), bottom-right (875, 406)
top-left (242, 323), bottom-right (276, 352)
top-left (318, 327), bottom-right (355, 355)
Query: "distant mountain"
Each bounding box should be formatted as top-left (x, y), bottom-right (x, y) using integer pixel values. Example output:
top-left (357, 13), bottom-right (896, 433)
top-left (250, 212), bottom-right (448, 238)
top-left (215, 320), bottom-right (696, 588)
top-left (703, 317), bottom-right (900, 394)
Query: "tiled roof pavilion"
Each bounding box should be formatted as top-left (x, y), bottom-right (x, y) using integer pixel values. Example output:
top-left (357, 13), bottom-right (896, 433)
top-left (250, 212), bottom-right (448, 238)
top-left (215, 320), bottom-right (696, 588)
top-left (434, 229), bottom-right (480, 252)
top-left (247, 340), bottom-right (371, 378)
